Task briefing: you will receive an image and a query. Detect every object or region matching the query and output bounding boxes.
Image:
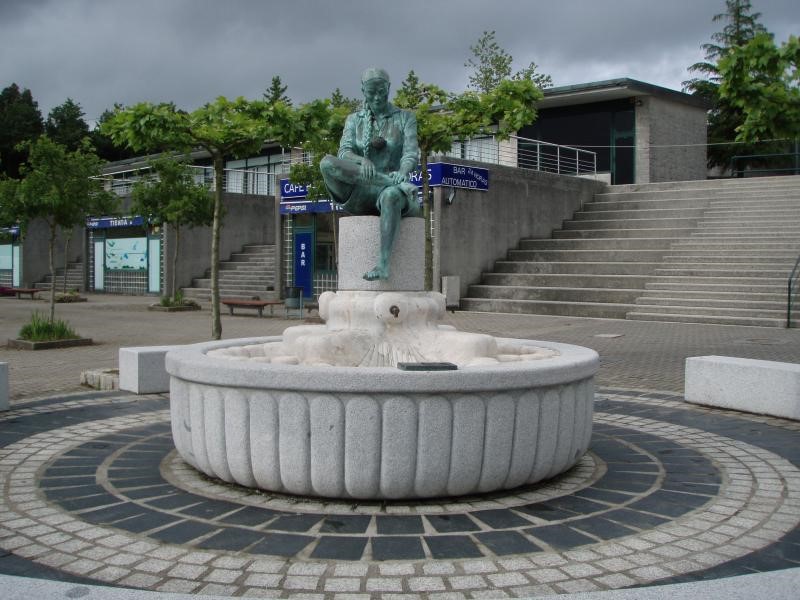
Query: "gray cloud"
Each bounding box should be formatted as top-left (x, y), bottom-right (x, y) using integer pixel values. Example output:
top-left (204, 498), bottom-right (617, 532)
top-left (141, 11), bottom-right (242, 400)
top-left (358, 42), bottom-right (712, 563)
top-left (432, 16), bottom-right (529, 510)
top-left (1, 0), bottom-right (797, 124)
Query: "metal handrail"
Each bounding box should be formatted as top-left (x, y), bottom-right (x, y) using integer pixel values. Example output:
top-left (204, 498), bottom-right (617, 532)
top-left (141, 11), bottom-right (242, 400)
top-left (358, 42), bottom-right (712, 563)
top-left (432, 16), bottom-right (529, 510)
top-left (788, 252), bottom-right (800, 328)
top-left (442, 134), bottom-right (598, 177)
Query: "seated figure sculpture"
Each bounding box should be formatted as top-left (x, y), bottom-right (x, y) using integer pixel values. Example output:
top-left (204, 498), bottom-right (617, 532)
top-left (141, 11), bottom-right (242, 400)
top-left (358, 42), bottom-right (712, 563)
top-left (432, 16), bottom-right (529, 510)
top-left (320, 67), bottom-right (421, 281)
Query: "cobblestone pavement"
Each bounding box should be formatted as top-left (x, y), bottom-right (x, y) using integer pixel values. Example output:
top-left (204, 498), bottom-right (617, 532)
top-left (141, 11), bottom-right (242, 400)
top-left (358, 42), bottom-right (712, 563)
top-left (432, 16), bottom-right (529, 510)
top-left (1, 294), bottom-right (798, 401)
top-left (1, 389), bottom-right (799, 597)
top-left (1, 294), bottom-right (799, 597)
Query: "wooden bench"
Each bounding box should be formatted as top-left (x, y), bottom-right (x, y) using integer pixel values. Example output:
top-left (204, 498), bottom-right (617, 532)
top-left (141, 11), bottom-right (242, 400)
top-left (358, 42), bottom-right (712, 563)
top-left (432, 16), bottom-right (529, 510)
top-left (221, 298), bottom-right (283, 317)
top-left (10, 287), bottom-right (41, 299)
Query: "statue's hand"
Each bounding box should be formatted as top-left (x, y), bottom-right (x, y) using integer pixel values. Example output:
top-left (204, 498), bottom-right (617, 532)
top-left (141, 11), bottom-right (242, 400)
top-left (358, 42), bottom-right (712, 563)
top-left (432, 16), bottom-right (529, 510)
top-left (389, 171), bottom-right (408, 185)
top-left (359, 158), bottom-right (376, 182)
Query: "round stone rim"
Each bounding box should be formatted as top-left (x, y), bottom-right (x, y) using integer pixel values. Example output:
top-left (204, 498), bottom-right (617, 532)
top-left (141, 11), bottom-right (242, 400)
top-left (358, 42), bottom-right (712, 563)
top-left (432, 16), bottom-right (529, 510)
top-left (165, 337), bottom-right (599, 393)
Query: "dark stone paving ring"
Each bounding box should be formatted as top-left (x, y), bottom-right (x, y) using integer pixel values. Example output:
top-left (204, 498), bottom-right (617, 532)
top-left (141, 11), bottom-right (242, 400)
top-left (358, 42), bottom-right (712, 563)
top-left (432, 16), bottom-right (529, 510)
top-left (1, 389), bottom-right (799, 596)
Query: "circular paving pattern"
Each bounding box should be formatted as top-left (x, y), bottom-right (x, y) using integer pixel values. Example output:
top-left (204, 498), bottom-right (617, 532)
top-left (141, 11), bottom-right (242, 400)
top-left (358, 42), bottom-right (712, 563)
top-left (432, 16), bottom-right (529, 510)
top-left (1, 389), bottom-right (799, 597)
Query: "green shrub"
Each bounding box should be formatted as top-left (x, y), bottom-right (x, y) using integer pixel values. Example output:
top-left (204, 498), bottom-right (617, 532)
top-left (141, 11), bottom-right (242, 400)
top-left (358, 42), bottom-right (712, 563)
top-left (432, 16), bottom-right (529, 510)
top-left (18, 312), bottom-right (79, 341)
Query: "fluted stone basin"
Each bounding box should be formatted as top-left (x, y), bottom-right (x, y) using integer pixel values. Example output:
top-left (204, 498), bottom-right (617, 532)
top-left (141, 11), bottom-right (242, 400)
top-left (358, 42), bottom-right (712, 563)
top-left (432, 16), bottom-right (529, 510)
top-left (166, 336), bottom-right (598, 500)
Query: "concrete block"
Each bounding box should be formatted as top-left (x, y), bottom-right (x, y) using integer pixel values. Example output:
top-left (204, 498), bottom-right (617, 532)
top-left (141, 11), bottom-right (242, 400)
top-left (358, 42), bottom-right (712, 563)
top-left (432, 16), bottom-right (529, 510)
top-left (0, 362), bottom-right (8, 411)
top-left (685, 356), bottom-right (800, 420)
top-left (119, 345), bottom-right (179, 394)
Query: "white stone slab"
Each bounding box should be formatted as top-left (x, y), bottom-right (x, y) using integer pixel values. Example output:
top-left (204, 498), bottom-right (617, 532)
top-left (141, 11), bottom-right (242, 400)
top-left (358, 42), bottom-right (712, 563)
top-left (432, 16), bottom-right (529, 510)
top-left (0, 362), bottom-right (8, 411)
top-left (119, 345), bottom-right (180, 394)
top-left (685, 356), bottom-right (800, 420)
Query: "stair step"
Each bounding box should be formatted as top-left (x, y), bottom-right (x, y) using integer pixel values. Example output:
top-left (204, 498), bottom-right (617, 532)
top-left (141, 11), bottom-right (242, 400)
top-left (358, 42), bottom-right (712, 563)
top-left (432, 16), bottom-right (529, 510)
top-left (461, 298), bottom-right (636, 319)
top-left (653, 268), bottom-right (789, 278)
top-left (482, 273), bottom-right (652, 289)
top-left (634, 296), bottom-right (785, 310)
top-left (467, 285), bottom-right (642, 303)
top-left (562, 218), bottom-right (699, 230)
top-left (520, 238), bottom-right (680, 250)
top-left (494, 261), bottom-right (661, 275)
top-left (553, 228), bottom-right (695, 239)
top-left (625, 311), bottom-right (790, 328)
top-left (508, 249), bottom-right (669, 262)
top-left (572, 208), bottom-right (707, 220)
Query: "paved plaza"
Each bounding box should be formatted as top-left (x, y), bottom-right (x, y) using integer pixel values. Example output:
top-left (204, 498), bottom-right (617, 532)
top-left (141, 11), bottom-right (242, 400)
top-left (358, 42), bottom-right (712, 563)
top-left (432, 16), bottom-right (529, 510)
top-left (1, 294), bottom-right (799, 598)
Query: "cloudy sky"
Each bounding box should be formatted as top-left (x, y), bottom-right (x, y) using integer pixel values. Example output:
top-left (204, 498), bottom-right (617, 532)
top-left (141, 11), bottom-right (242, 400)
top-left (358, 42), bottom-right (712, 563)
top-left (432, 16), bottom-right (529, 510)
top-left (1, 0), bottom-right (797, 125)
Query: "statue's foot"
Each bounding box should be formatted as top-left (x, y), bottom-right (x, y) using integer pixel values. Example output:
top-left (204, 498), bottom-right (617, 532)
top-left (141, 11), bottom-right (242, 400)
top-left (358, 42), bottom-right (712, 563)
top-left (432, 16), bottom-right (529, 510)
top-left (363, 265), bottom-right (389, 281)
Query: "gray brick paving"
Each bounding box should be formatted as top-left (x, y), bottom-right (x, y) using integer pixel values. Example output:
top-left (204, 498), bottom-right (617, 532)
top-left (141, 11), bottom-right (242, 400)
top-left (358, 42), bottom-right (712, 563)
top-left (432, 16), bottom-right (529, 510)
top-left (1, 294), bottom-right (799, 401)
top-left (1, 294), bottom-right (800, 597)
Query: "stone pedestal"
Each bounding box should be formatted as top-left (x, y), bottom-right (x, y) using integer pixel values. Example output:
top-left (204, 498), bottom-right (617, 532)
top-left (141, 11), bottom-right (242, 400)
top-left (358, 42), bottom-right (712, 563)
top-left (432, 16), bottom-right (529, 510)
top-left (337, 216), bottom-right (424, 291)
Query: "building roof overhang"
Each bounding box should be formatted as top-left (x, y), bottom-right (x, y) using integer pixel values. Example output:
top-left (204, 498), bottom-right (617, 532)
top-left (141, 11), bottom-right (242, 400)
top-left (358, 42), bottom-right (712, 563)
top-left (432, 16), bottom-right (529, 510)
top-left (538, 78), bottom-right (710, 110)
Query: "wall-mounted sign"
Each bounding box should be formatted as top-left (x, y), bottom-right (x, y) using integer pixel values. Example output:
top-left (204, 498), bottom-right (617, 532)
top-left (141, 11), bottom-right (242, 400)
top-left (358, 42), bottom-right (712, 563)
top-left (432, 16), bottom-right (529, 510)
top-left (87, 216), bottom-right (145, 229)
top-left (105, 237), bottom-right (147, 270)
top-left (293, 231), bottom-right (314, 298)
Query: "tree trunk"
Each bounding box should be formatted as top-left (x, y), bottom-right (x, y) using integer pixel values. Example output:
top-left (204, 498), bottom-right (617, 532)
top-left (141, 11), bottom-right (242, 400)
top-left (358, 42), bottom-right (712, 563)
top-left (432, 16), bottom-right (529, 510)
top-left (421, 151), bottom-right (432, 291)
top-left (211, 155), bottom-right (224, 339)
top-left (62, 231), bottom-right (72, 294)
top-left (48, 224), bottom-right (56, 323)
top-left (172, 223), bottom-right (180, 301)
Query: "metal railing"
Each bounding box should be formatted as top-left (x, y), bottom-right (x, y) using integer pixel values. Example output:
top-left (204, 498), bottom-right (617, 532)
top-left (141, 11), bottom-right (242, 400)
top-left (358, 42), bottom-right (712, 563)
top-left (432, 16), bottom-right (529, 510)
top-left (730, 145), bottom-right (800, 178)
top-left (788, 253), bottom-right (800, 328)
top-left (443, 135), bottom-right (597, 177)
top-left (100, 165), bottom-right (282, 197)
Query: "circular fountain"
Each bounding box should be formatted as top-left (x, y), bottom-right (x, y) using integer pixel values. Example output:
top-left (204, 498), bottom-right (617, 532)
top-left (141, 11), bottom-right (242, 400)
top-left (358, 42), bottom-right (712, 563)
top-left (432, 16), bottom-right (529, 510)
top-left (166, 217), bottom-right (598, 499)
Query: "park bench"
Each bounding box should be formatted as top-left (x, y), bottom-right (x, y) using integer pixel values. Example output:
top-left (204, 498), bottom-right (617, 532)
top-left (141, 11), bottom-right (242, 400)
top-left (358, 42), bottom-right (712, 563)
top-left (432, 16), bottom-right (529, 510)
top-left (221, 298), bottom-right (283, 317)
top-left (10, 287), bottom-right (41, 299)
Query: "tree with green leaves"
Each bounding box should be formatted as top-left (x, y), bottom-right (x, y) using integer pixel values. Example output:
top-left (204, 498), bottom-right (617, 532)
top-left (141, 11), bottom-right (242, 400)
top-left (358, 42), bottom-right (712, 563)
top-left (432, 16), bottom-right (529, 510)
top-left (465, 30), bottom-right (552, 93)
top-left (0, 83), bottom-right (44, 179)
top-left (131, 155), bottom-right (214, 301)
top-left (102, 96), bottom-right (324, 339)
top-left (718, 33), bottom-right (800, 144)
top-left (395, 70), bottom-right (542, 289)
top-left (287, 89), bottom-right (360, 202)
top-left (264, 75), bottom-right (292, 106)
top-left (46, 98), bottom-right (90, 151)
top-left (683, 0), bottom-right (770, 169)
top-left (16, 136), bottom-right (117, 321)
top-left (91, 105), bottom-right (138, 163)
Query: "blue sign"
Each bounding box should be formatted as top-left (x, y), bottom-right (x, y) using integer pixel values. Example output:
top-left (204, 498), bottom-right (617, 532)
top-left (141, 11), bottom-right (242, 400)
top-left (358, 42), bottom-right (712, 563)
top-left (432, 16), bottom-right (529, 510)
top-left (0, 226), bottom-right (20, 236)
top-left (293, 231), bottom-right (314, 298)
top-left (279, 200), bottom-right (344, 215)
top-left (429, 163), bottom-right (490, 191)
top-left (280, 180), bottom-right (309, 199)
top-left (86, 216), bottom-right (145, 229)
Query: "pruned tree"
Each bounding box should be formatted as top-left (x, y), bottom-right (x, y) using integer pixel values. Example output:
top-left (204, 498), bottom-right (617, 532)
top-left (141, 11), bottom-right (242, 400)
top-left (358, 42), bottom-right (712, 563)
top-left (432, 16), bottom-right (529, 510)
top-left (396, 70), bottom-right (542, 289)
top-left (102, 96), bottom-right (317, 339)
top-left (16, 137), bottom-right (117, 320)
top-left (131, 155), bottom-right (214, 301)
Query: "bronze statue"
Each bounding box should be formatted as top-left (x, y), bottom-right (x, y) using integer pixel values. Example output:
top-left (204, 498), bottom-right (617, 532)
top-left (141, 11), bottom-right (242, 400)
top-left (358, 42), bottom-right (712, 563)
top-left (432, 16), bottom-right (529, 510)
top-left (320, 67), bottom-right (420, 281)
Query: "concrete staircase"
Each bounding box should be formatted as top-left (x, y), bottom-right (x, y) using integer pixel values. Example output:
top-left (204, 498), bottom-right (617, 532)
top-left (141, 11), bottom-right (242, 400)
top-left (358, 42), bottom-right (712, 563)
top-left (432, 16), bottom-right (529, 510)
top-left (182, 244), bottom-right (278, 302)
top-left (34, 262), bottom-right (84, 292)
top-left (461, 176), bottom-right (800, 327)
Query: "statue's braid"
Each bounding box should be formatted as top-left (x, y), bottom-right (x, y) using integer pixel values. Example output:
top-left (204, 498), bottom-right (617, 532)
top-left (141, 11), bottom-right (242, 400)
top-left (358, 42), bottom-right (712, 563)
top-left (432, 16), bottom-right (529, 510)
top-left (362, 107), bottom-right (374, 160)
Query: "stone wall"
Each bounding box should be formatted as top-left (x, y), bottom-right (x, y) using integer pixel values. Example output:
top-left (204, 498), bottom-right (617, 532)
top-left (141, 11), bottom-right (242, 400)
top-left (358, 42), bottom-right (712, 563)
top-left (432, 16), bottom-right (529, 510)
top-left (636, 96), bottom-right (707, 183)
top-left (437, 160), bottom-right (606, 297)
top-left (19, 220), bottom-right (83, 288)
top-left (168, 193), bottom-right (277, 294)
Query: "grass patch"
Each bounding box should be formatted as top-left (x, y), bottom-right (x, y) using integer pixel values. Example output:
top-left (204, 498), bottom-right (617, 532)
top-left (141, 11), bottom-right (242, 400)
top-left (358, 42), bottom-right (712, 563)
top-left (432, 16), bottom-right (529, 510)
top-left (159, 291), bottom-right (199, 308)
top-left (18, 311), bottom-right (80, 341)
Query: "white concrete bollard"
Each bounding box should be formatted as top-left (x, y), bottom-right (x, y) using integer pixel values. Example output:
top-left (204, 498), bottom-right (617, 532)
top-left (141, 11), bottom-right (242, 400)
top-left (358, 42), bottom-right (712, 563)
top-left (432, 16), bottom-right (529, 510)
top-left (685, 356), bottom-right (800, 421)
top-left (119, 346), bottom-right (181, 394)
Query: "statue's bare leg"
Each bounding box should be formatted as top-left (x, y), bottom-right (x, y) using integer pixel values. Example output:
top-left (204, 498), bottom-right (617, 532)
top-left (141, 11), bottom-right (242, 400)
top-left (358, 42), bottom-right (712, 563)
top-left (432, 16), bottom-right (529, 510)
top-left (364, 187), bottom-right (404, 281)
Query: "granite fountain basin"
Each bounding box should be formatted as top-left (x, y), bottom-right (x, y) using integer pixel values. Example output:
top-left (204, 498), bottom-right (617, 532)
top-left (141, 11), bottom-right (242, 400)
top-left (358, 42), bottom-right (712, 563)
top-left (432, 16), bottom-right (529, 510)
top-left (165, 337), bottom-right (598, 500)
